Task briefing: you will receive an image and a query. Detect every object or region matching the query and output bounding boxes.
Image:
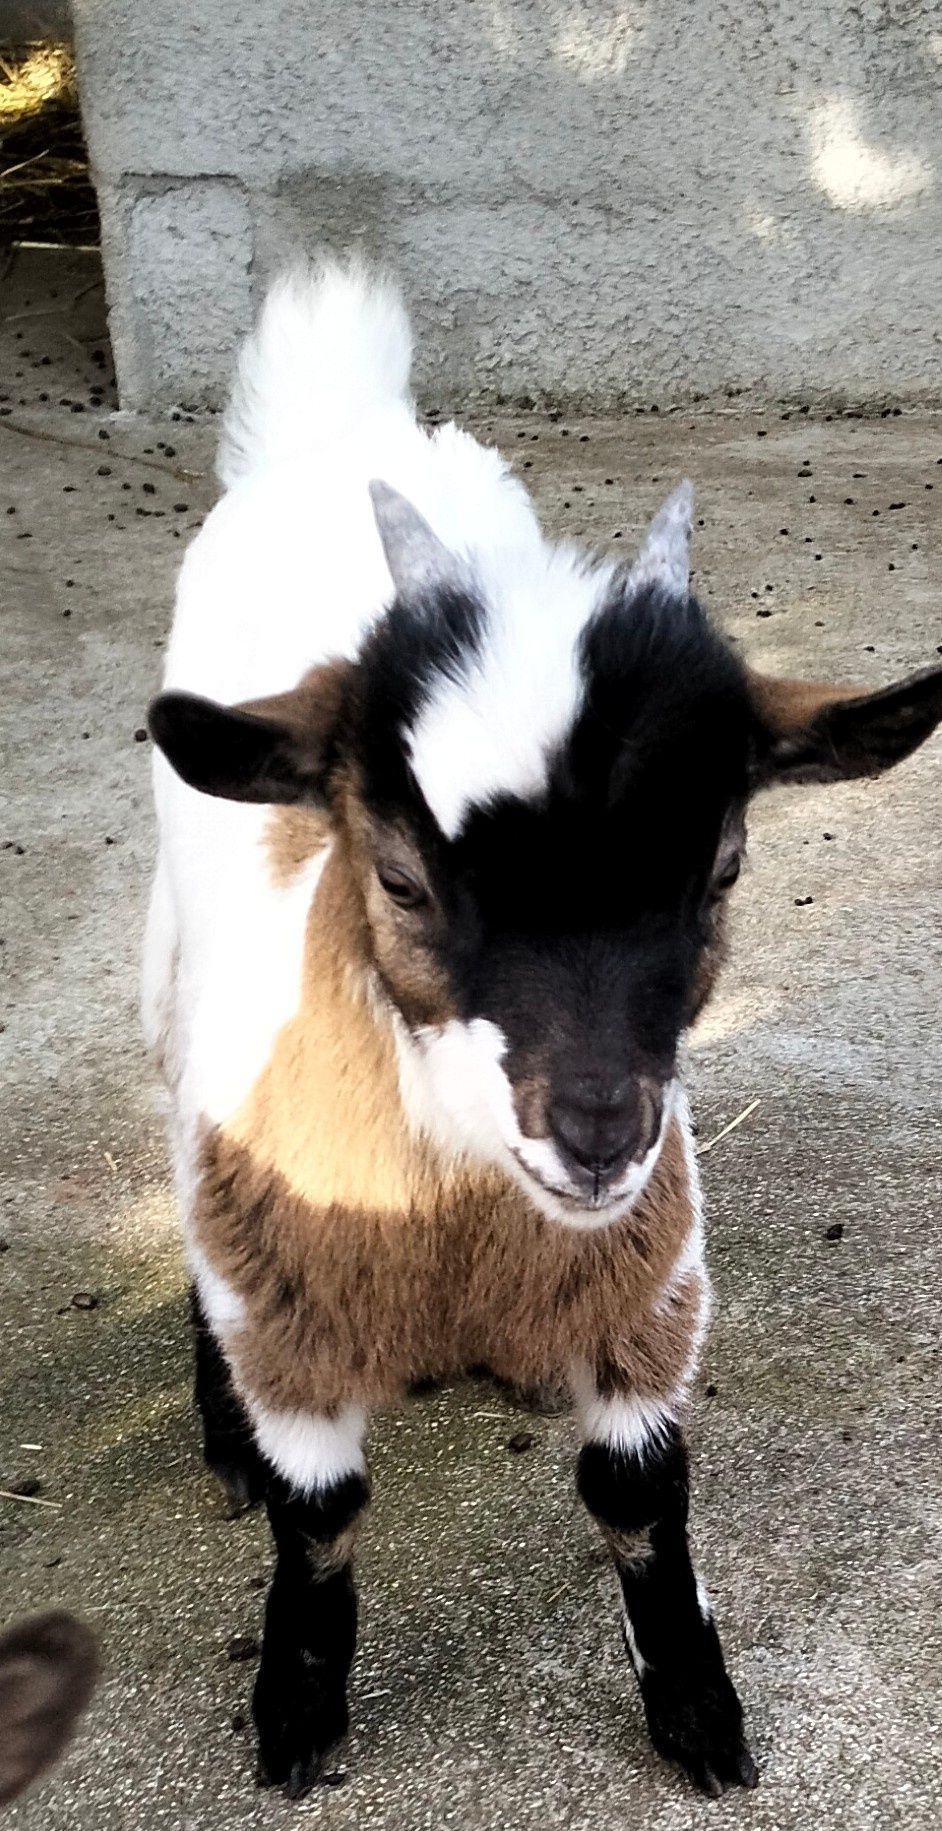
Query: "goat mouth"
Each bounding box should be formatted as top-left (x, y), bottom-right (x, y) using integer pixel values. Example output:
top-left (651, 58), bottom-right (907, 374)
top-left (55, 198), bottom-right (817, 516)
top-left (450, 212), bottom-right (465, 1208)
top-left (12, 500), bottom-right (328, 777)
top-left (509, 1153), bottom-right (629, 1216)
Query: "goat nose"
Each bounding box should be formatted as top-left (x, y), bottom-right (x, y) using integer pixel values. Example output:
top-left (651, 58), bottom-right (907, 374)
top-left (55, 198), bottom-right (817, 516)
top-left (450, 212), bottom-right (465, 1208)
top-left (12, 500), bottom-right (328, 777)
top-left (547, 1085), bottom-right (661, 1183)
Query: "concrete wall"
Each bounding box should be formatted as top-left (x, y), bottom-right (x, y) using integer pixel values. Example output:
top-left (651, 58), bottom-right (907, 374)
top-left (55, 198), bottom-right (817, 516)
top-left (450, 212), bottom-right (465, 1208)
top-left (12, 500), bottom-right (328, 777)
top-left (0, 1), bottom-right (71, 39)
top-left (73, 1), bottom-right (942, 413)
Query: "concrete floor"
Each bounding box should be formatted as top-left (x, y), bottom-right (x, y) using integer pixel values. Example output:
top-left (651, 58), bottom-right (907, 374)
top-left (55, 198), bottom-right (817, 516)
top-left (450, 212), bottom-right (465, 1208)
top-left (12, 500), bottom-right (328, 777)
top-left (2, 251), bottom-right (941, 1831)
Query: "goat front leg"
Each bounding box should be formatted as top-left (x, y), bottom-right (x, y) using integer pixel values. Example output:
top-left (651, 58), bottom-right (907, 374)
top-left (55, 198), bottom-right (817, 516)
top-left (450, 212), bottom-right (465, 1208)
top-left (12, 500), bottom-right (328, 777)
top-left (250, 1407), bottom-right (369, 1798)
top-left (577, 1409), bottom-right (757, 1798)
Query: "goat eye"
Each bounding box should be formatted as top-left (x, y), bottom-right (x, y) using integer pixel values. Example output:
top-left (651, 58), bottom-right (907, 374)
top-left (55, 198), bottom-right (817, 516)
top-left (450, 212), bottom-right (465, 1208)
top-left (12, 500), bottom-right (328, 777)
top-left (376, 864), bottom-right (427, 909)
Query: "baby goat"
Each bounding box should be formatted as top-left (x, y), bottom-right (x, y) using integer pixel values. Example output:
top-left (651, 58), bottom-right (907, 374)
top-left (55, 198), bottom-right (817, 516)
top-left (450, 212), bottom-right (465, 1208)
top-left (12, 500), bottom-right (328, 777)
top-left (146, 261), bottom-right (942, 1800)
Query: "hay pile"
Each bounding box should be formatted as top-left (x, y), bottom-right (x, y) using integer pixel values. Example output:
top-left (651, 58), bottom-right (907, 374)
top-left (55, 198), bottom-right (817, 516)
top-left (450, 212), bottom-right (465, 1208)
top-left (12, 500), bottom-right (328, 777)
top-left (0, 42), bottom-right (99, 248)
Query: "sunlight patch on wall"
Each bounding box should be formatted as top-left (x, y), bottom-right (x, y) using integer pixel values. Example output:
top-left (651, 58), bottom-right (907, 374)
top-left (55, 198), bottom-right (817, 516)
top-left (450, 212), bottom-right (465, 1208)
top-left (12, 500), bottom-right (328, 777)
top-left (552, 5), bottom-right (641, 80)
top-left (807, 96), bottom-right (932, 212)
top-left (746, 209), bottom-right (781, 242)
top-left (488, 0), bottom-right (520, 58)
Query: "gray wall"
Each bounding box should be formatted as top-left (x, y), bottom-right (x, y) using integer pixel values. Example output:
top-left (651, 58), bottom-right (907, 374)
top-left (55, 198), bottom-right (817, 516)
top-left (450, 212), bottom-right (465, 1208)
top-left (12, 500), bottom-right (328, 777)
top-left (0, 1), bottom-right (71, 39)
top-left (74, 1), bottom-right (942, 413)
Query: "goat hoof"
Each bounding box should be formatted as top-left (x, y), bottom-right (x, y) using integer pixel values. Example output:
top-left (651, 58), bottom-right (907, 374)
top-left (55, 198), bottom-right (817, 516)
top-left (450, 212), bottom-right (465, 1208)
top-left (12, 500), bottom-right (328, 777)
top-left (253, 1672), bottom-right (348, 1797)
top-left (642, 1669), bottom-right (758, 1798)
top-left (206, 1456), bottom-right (265, 1518)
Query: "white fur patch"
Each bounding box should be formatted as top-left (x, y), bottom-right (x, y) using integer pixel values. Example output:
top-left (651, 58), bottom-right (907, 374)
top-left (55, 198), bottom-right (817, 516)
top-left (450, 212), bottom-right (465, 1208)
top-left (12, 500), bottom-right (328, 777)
top-left (189, 1245), bottom-right (246, 1334)
top-left (141, 857), bottom-right (178, 1069)
top-left (393, 1014), bottom-right (674, 1230)
top-left (573, 1376), bottom-right (677, 1460)
top-left (248, 1403), bottom-right (367, 1496)
top-left (622, 1602), bottom-right (648, 1677)
top-left (406, 546), bottom-right (611, 839)
top-left (696, 1576), bottom-right (713, 1622)
top-left (184, 837), bottom-right (330, 1130)
top-left (660, 1091), bottom-right (713, 1383)
top-left (218, 258), bottom-right (413, 490)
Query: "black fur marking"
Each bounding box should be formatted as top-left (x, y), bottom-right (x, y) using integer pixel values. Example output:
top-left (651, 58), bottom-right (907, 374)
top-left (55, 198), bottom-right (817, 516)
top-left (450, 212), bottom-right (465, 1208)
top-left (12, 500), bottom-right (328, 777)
top-left (578, 1431), bottom-right (757, 1798)
top-left (190, 1287), bottom-right (266, 1516)
top-left (253, 1471), bottom-right (370, 1798)
top-left (148, 692), bottom-right (332, 805)
top-left (355, 578), bottom-right (753, 1133)
top-left (577, 1424), bottom-right (689, 1532)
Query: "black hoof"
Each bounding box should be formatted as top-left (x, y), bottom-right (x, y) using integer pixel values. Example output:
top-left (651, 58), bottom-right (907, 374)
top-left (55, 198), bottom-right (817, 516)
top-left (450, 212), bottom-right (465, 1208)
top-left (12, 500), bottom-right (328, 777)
top-left (253, 1667), bottom-right (348, 1798)
top-left (642, 1668), bottom-right (758, 1799)
top-left (208, 1456), bottom-right (266, 1518)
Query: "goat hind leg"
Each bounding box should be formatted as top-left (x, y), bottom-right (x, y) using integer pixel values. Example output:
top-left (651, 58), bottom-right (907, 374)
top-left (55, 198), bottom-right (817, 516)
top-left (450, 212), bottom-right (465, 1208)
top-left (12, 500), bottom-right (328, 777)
top-left (190, 1285), bottom-right (265, 1514)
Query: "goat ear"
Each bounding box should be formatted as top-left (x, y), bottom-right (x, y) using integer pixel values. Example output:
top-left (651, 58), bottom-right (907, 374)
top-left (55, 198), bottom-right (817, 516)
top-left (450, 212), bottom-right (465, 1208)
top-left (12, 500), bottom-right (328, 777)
top-left (148, 660), bottom-right (351, 805)
top-left (0, 1613), bottom-right (99, 1806)
top-left (748, 663), bottom-right (942, 787)
top-left (369, 479), bottom-right (467, 599)
top-left (629, 479), bottom-right (695, 595)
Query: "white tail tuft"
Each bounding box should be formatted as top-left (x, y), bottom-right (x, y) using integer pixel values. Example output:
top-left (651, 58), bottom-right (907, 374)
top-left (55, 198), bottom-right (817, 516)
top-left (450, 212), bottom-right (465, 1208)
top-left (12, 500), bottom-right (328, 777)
top-left (217, 257), bottom-right (414, 489)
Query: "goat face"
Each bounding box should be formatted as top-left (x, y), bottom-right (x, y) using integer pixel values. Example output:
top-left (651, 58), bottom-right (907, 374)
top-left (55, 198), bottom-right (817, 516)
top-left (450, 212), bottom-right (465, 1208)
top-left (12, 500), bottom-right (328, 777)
top-left (345, 540), bottom-right (751, 1224)
top-left (150, 482), bottom-right (942, 1228)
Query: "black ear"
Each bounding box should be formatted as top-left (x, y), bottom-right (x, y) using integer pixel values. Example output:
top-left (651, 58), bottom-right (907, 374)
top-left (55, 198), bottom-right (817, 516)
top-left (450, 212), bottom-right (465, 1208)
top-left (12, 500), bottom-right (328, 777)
top-left (748, 664), bottom-right (942, 788)
top-left (148, 661), bottom-right (351, 806)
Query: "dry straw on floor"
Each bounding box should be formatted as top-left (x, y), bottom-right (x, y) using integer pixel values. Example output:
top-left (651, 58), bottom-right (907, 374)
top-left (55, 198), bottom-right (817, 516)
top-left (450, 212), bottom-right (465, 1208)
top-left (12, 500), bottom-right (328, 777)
top-left (0, 42), bottom-right (99, 251)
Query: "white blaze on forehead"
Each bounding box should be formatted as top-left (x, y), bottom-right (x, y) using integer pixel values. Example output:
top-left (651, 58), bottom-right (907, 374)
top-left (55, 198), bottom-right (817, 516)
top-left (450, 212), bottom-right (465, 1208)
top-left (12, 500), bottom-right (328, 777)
top-left (405, 546), bottom-right (611, 840)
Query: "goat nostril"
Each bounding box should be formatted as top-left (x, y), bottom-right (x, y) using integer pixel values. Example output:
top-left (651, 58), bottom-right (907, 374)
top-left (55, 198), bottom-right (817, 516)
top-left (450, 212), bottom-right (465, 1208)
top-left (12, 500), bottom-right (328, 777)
top-left (547, 1086), bottom-right (664, 1183)
top-left (548, 1099), bottom-right (632, 1179)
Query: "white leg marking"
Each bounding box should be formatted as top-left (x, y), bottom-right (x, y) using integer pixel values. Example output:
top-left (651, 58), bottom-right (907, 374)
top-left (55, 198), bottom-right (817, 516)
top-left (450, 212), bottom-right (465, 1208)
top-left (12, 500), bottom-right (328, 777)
top-left (249, 1403), bottom-right (367, 1496)
top-left (572, 1368), bottom-right (677, 1460)
top-left (696, 1576), bottom-right (713, 1623)
top-left (622, 1600), bottom-right (648, 1677)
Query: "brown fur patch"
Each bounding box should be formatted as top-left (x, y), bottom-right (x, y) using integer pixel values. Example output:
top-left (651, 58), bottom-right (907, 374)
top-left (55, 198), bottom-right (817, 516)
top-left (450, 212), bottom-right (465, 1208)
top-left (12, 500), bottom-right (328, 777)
top-left (512, 1073), bottom-right (551, 1140)
top-left (241, 659), bottom-right (353, 752)
top-left (265, 807), bottom-right (332, 889)
top-left (0, 1613), bottom-right (99, 1807)
top-left (746, 668), bottom-right (861, 738)
top-left (193, 830), bottom-right (704, 1424)
top-left (199, 1115), bottom-right (702, 1420)
top-left (602, 1524), bottom-right (654, 1570)
top-left (341, 779), bottom-right (458, 1028)
top-left (305, 1518), bottom-right (363, 1578)
top-left (689, 896), bottom-right (731, 1023)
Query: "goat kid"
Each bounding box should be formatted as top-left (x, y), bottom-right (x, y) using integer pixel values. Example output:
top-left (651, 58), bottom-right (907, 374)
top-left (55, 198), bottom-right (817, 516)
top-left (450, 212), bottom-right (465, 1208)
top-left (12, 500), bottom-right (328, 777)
top-left (146, 261), bottom-right (942, 1800)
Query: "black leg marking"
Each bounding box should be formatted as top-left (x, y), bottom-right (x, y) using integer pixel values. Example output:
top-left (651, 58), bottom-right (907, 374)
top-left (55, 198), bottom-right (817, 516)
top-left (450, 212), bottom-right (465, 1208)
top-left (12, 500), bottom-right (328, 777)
top-left (190, 1286), bottom-right (265, 1515)
top-left (253, 1469), bottom-right (369, 1798)
top-left (578, 1426), bottom-right (757, 1798)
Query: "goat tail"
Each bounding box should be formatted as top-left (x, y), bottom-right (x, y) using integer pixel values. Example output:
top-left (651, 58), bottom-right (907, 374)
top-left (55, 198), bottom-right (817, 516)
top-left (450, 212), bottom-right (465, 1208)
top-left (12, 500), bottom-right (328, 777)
top-left (217, 256), bottom-right (414, 489)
